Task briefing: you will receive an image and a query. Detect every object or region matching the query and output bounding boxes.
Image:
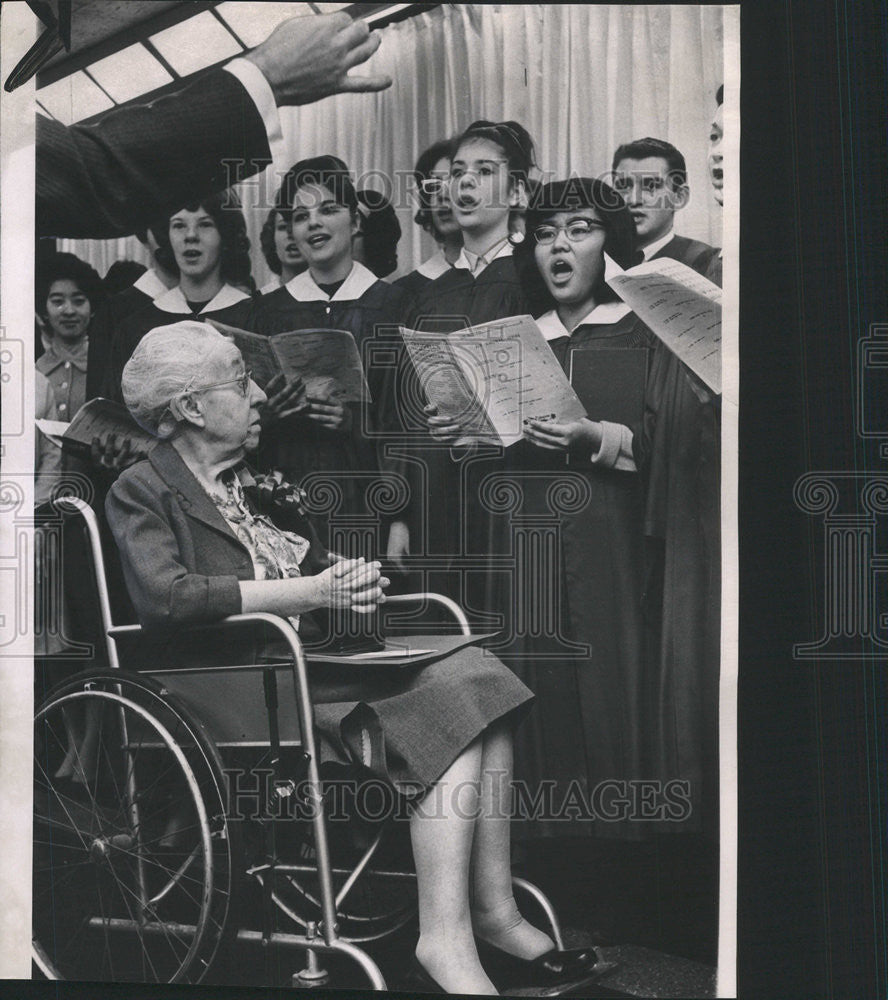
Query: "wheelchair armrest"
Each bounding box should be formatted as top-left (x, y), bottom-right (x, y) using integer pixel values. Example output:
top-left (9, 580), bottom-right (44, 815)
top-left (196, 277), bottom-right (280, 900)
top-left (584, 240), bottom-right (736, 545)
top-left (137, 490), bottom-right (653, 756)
top-left (111, 614), bottom-right (319, 759)
top-left (383, 593), bottom-right (471, 635)
top-left (112, 612), bottom-right (308, 670)
top-left (53, 497), bottom-right (312, 671)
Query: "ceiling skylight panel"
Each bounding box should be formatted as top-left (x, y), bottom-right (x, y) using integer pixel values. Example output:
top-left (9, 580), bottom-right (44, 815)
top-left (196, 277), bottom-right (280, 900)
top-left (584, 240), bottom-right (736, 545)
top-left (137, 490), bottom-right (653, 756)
top-left (87, 44), bottom-right (174, 104)
top-left (149, 11), bottom-right (243, 76)
top-left (37, 71), bottom-right (114, 125)
top-left (215, 3), bottom-right (315, 48)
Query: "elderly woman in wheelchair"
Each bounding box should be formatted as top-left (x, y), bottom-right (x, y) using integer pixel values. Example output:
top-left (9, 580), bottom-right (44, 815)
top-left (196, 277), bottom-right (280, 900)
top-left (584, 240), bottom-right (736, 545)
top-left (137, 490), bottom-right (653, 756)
top-left (81, 320), bottom-right (595, 993)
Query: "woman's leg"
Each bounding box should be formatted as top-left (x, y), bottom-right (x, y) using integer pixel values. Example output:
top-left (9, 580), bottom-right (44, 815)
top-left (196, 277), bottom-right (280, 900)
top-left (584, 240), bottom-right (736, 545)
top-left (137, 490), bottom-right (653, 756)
top-left (410, 736), bottom-right (497, 994)
top-left (470, 721), bottom-right (555, 958)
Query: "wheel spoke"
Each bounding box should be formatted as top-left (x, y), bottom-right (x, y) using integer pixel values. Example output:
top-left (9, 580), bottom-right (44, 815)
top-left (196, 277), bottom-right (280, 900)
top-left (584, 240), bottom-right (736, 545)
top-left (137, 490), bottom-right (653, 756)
top-left (34, 679), bottom-right (236, 983)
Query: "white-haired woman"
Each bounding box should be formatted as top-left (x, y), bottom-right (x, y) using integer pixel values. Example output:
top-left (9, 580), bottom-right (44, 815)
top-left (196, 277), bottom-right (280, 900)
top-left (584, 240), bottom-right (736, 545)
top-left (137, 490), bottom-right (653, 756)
top-left (105, 321), bottom-right (595, 995)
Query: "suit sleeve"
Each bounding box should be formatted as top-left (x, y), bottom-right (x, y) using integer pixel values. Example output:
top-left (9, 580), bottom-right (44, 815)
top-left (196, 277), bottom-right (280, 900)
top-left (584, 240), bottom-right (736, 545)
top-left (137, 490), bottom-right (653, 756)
top-left (37, 69), bottom-right (271, 238)
top-left (105, 468), bottom-right (242, 627)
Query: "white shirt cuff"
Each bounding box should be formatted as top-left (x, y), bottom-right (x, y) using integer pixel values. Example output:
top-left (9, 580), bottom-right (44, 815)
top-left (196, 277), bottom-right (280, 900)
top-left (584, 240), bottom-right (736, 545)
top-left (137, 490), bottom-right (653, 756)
top-left (224, 58), bottom-right (285, 173)
top-left (590, 421), bottom-right (636, 471)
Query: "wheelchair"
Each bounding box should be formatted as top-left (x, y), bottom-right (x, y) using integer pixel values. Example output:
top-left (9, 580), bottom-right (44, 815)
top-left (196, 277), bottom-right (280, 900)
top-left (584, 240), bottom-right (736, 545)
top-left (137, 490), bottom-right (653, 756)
top-left (33, 496), bottom-right (568, 988)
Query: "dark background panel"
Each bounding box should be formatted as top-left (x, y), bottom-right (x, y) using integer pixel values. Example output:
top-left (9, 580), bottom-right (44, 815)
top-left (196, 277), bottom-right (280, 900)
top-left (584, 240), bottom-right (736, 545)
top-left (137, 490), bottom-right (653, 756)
top-left (739, 0), bottom-right (888, 997)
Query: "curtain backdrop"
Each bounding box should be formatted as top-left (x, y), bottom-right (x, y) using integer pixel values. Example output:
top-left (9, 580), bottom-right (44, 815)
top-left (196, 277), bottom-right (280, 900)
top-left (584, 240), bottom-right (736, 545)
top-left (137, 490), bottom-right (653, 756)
top-left (61, 4), bottom-right (725, 288)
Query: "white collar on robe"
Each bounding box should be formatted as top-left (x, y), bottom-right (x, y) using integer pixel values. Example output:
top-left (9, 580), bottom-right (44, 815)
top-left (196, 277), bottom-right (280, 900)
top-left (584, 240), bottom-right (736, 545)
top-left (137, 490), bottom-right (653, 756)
top-left (453, 238), bottom-right (513, 276)
top-left (283, 261), bottom-right (378, 302)
top-left (536, 302), bottom-right (633, 341)
top-left (133, 268), bottom-right (170, 299)
top-left (153, 283), bottom-right (250, 315)
top-left (416, 248), bottom-right (453, 280)
top-left (259, 276), bottom-right (283, 295)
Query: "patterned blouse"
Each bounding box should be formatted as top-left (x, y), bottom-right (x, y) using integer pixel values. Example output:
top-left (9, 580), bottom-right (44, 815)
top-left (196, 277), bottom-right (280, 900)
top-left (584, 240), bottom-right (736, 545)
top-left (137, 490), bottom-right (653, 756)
top-left (209, 470), bottom-right (311, 628)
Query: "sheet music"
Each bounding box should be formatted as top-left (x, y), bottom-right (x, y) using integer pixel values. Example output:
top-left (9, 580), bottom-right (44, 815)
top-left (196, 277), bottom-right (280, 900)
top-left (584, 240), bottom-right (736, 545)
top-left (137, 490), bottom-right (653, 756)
top-left (401, 315), bottom-right (587, 447)
top-left (269, 328), bottom-right (369, 403)
top-left (607, 258), bottom-right (722, 396)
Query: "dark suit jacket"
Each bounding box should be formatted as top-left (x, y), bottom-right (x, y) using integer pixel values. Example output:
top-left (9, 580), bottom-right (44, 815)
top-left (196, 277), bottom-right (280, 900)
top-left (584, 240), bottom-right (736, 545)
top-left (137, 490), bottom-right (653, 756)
top-left (105, 442), bottom-right (326, 632)
top-left (651, 234), bottom-right (722, 277)
top-left (37, 69), bottom-right (270, 238)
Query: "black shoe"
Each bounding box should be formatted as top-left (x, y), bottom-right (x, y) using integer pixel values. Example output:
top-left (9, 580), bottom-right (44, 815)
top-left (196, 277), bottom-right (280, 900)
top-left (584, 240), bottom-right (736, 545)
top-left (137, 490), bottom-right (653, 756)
top-left (476, 938), bottom-right (598, 985)
top-left (406, 956), bottom-right (446, 994)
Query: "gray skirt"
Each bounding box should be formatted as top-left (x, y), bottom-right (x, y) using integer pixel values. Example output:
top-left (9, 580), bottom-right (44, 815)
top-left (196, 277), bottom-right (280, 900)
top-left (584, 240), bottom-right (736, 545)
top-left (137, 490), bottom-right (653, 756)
top-left (309, 646), bottom-right (534, 795)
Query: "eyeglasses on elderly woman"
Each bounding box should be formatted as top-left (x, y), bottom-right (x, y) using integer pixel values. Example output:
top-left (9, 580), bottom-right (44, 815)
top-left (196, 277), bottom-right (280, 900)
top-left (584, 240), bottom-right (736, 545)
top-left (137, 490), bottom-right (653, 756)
top-left (186, 369), bottom-right (253, 397)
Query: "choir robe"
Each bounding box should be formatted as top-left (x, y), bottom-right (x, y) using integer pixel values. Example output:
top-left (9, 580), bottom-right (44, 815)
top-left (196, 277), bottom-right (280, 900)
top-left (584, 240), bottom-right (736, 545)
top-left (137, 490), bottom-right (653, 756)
top-left (509, 302), bottom-right (720, 839)
top-left (251, 262), bottom-right (411, 548)
top-left (393, 247), bottom-right (452, 300)
top-left (103, 283), bottom-right (254, 403)
top-left (394, 251), bottom-right (531, 611)
top-left (494, 304), bottom-right (654, 838)
top-left (649, 233), bottom-right (721, 276)
top-left (86, 268), bottom-right (169, 401)
top-left (642, 327), bottom-right (721, 839)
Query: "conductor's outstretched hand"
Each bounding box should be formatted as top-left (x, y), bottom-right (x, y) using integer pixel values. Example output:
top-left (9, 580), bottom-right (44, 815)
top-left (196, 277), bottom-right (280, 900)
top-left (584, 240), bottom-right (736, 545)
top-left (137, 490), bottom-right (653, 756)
top-left (247, 13), bottom-right (392, 106)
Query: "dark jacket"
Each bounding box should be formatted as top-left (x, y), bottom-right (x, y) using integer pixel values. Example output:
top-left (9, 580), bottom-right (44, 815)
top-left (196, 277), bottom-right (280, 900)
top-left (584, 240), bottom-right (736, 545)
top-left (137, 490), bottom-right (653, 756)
top-left (105, 442), bottom-right (328, 639)
top-left (37, 70), bottom-right (270, 238)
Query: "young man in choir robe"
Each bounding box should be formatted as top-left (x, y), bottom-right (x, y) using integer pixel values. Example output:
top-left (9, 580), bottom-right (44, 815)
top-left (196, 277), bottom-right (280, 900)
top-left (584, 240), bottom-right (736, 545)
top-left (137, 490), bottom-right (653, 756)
top-left (611, 137), bottom-right (720, 276)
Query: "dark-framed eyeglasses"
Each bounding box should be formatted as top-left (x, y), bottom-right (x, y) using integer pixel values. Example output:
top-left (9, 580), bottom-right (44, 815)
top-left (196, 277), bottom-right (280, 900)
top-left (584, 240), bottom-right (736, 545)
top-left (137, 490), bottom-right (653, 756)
top-left (532, 220), bottom-right (605, 245)
top-left (189, 369), bottom-right (253, 397)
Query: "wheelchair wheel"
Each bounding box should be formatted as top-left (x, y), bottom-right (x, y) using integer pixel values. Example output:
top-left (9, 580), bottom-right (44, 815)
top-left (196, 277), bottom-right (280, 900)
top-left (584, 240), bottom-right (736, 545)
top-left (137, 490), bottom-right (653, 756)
top-left (33, 670), bottom-right (240, 983)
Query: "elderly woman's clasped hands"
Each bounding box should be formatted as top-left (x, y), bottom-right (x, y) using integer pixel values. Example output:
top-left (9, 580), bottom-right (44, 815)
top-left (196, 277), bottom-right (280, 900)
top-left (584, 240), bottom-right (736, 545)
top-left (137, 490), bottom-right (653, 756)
top-left (317, 555), bottom-right (388, 612)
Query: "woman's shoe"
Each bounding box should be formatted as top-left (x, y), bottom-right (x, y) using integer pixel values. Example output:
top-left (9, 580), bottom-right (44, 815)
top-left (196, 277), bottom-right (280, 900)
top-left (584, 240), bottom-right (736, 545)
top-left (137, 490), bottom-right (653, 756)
top-left (406, 956), bottom-right (446, 994)
top-left (476, 937), bottom-right (598, 984)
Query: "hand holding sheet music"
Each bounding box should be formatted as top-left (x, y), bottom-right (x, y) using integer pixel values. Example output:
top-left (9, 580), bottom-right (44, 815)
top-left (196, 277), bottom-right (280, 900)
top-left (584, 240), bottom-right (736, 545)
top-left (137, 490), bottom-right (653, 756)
top-left (523, 416), bottom-right (604, 456)
top-left (260, 373), bottom-right (310, 427)
top-left (400, 315), bottom-right (587, 447)
top-left (210, 320), bottom-right (370, 403)
top-left (36, 397), bottom-right (157, 459)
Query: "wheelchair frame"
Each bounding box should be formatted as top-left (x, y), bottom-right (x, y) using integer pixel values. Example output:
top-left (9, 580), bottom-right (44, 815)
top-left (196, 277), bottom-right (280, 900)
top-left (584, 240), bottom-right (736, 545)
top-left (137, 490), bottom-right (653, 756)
top-left (32, 496), bottom-right (565, 988)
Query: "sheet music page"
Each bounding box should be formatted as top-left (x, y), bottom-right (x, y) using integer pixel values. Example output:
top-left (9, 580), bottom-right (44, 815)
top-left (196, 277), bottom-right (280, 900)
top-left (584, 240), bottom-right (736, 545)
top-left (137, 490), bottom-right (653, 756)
top-left (269, 328), bottom-right (369, 403)
top-left (208, 320), bottom-right (281, 388)
top-left (400, 327), bottom-right (497, 445)
top-left (62, 398), bottom-right (157, 453)
top-left (448, 315), bottom-right (588, 446)
top-left (607, 258), bottom-right (723, 396)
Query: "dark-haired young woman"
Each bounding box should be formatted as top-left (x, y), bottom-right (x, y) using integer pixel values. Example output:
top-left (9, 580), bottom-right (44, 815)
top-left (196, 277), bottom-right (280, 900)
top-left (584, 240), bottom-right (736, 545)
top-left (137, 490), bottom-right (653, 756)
top-left (385, 120), bottom-right (536, 609)
top-left (353, 188), bottom-right (402, 279)
top-left (35, 251), bottom-right (104, 420)
top-left (514, 176), bottom-right (719, 839)
top-left (253, 156), bottom-right (411, 545)
top-left (104, 190), bottom-right (255, 401)
top-left (394, 137), bottom-right (463, 299)
top-left (258, 206), bottom-right (307, 294)
top-left (409, 119), bottom-right (534, 326)
top-left (506, 176), bottom-right (656, 836)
